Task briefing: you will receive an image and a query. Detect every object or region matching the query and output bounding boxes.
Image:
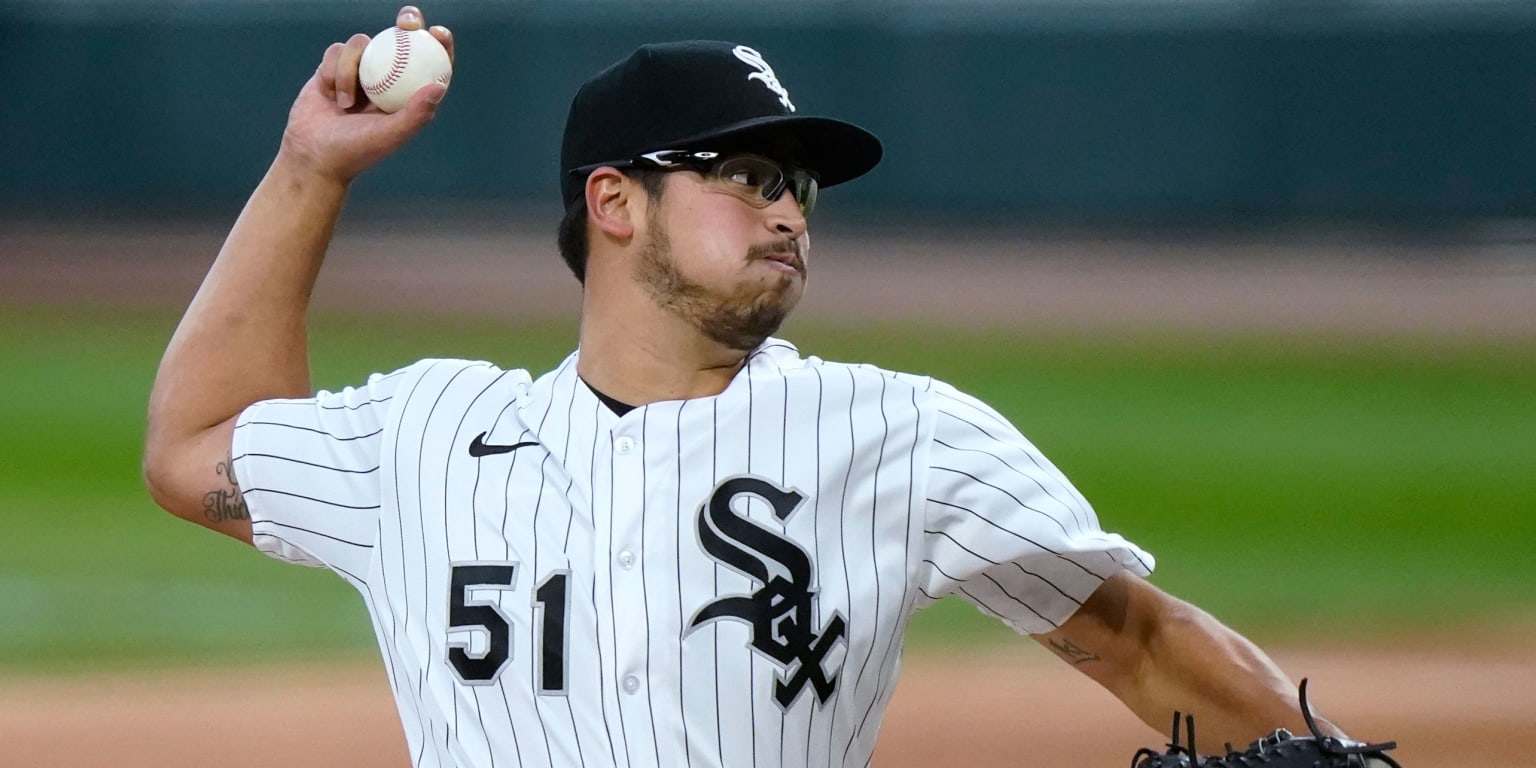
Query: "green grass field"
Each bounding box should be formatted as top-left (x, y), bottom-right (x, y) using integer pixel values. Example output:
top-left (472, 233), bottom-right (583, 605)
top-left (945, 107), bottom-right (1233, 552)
top-left (3, 305), bottom-right (1533, 674)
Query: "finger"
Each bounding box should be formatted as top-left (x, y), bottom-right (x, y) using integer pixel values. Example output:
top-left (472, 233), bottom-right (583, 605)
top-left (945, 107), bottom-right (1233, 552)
top-left (376, 82), bottom-right (446, 143)
top-left (335, 32), bottom-right (371, 111)
top-left (429, 25), bottom-right (454, 65)
top-left (410, 81), bottom-right (449, 112)
top-left (318, 42), bottom-right (346, 100)
top-left (396, 5), bottom-right (424, 31)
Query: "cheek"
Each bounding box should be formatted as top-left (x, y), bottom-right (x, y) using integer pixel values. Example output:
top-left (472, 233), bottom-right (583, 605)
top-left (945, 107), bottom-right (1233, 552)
top-left (664, 199), bottom-right (758, 267)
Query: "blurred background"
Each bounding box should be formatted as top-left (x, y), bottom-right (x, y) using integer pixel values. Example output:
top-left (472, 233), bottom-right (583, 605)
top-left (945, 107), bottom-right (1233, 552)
top-left (6, 0), bottom-right (1536, 226)
top-left (2, 0), bottom-right (1534, 766)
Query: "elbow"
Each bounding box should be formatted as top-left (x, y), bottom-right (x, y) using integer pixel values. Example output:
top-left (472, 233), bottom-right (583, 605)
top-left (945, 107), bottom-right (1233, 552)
top-left (140, 415), bottom-right (252, 544)
top-left (141, 419), bottom-right (199, 520)
top-left (141, 434), bottom-right (179, 515)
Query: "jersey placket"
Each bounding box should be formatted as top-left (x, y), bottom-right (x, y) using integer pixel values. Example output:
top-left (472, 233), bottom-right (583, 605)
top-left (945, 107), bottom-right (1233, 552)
top-left (598, 412), bottom-right (657, 766)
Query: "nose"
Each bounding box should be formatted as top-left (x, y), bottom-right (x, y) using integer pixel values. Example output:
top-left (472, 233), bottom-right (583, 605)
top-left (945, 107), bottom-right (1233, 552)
top-left (763, 190), bottom-right (808, 239)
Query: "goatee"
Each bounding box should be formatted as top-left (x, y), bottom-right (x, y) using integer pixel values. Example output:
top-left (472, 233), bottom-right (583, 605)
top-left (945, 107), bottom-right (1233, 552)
top-left (636, 224), bottom-right (798, 352)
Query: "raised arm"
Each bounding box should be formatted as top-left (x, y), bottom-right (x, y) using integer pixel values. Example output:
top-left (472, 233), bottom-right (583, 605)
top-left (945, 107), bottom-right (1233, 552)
top-left (1034, 571), bottom-right (1349, 748)
top-left (142, 6), bottom-right (452, 543)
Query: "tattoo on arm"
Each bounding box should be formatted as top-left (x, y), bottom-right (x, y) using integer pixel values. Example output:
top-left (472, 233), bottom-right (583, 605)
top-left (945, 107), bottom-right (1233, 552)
top-left (203, 453), bottom-right (250, 523)
top-left (1049, 638), bottom-right (1101, 665)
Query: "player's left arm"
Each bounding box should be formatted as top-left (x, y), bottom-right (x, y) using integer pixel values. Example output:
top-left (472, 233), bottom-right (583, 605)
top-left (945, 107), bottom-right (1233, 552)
top-left (1032, 571), bottom-right (1349, 747)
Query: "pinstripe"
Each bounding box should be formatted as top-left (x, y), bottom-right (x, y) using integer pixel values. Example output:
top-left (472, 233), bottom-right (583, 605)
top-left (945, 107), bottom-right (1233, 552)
top-left (934, 433), bottom-right (1088, 533)
top-left (551, 361), bottom-right (591, 768)
top-left (926, 528), bottom-right (1057, 623)
top-left (924, 527), bottom-right (1081, 605)
top-left (674, 398), bottom-right (694, 768)
top-left (261, 395), bottom-right (394, 411)
top-left (585, 396), bottom-right (622, 768)
top-left (251, 530), bottom-right (366, 583)
top-left (639, 406), bottom-right (663, 768)
top-left (711, 397), bottom-right (724, 768)
top-left (526, 359), bottom-right (567, 767)
top-left (930, 465), bottom-right (1075, 539)
top-left (560, 368), bottom-right (581, 552)
top-left (239, 487), bottom-right (379, 509)
top-left (250, 519), bottom-right (370, 548)
top-left (806, 368), bottom-right (824, 768)
top-left (933, 409), bottom-right (1092, 533)
top-left (842, 374), bottom-right (889, 763)
top-left (746, 372), bottom-right (760, 768)
top-left (924, 497), bottom-right (1104, 579)
top-left (232, 342), bottom-right (1152, 768)
top-left (412, 363), bottom-right (483, 767)
top-left (450, 371), bottom-right (516, 766)
top-left (778, 372), bottom-right (790, 767)
top-left (826, 366), bottom-right (857, 768)
top-left (242, 420), bottom-right (382, 441)
top-left (233, 453), bottom-right (380, 474)
top-left (385, 360), bottom-right (446, 768)
top-left (852, 384), bottom-right (920, 747)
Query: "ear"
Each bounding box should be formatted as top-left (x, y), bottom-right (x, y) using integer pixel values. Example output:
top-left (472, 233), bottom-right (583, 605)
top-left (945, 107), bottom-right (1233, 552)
top-left (586, 168), bottom-right (642, 241)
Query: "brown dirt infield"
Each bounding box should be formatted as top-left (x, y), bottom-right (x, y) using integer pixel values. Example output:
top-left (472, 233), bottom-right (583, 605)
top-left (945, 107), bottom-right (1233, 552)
top-left (4, 220), bottom-right (1534, 340)
top-left (2, 640), bottom-right (1534, 767)
top-left (3, 222), bottom-right (1533, 766)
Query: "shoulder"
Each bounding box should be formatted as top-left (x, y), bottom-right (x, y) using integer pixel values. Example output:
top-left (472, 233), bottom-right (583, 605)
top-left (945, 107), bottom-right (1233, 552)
top-left (753, 338), bottom-right (927, 389)
top-left (798, 355), bottom-right (967, 404)
top-left (813, 360), bottom-right (1025, 440)
top-left (363, 358), bottom-right (530, 395)
top-left (748, 338), bottom-right (1012, 417)
top-left (777, 346), bottom-right (1001, 421)
top-left (302, 358), bottom-right (534, 421)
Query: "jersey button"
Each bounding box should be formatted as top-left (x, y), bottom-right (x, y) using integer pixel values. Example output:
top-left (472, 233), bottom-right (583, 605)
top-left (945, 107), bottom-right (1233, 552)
top-left (614, 436), bottom-right (636, 454)
top-left (617, 550), bottom-right (637, 569)
top-left (622, 674), bottom-right (641, 694)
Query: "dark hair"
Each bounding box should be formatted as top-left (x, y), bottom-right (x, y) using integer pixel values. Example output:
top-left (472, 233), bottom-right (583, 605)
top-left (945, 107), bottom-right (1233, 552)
top-left (557, 168), bottom-right (667, 283)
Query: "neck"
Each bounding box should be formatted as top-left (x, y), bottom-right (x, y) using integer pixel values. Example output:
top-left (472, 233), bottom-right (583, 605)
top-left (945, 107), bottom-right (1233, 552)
top-left (576, 284), bottom-right (750, 407)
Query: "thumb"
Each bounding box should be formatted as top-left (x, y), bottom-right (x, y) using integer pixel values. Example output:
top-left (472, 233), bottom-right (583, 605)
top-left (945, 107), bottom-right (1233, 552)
top-left (403, 81), bottom-right (449, 117)
top-left (375, 82), bottom-right (447, 144)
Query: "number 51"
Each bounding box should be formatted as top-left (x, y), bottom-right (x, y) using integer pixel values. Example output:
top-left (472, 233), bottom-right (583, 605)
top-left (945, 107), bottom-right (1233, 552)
top-left (447, 562), bottom-right (569, 691)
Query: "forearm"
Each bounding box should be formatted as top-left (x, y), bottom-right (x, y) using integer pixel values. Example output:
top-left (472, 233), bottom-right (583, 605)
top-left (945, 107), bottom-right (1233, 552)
top-left (1042, 574), bottom-right (1349, 750)
top-left (1122, 601), bottom-right (1343, 748)
top-left (141, 7), bottom-right (447, 540)
top-left (147, 151), bottom-right (346, 443)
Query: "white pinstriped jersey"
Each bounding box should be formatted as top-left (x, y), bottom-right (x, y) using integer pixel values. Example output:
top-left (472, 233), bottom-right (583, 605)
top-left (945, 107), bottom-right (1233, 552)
top-left (230, 338), bottom-right (1153, 768)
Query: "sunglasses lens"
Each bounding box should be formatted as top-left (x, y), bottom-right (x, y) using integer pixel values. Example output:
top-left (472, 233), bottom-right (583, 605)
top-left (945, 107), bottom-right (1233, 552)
top-left (718, 157), bottom-right (778, 194)
top-left (706, 155), bottom-right (819, 215)
top-left (794, 175), bottom-right (818, 216)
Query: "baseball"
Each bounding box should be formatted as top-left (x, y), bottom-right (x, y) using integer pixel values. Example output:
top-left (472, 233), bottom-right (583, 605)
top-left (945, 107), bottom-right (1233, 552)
top-left (358, 26), bottom-right (452, 113)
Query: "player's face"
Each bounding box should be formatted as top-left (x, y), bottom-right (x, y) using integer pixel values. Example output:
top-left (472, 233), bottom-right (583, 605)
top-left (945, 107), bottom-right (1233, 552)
top-left (633, 165), bottom-right (811, 351)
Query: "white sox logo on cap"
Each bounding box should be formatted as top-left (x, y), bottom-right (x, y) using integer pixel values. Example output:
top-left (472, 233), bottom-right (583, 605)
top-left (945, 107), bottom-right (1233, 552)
top-left (732, 45), bottom-right (796, 112)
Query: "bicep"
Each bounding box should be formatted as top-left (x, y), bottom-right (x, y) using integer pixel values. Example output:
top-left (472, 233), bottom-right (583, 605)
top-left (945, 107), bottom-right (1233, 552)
top-left (143, 415), bottom-right (254, 545)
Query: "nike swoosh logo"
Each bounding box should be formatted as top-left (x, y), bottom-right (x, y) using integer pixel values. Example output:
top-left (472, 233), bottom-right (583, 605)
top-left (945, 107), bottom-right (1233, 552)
top-left (468, 432), bottom-right (539, 458)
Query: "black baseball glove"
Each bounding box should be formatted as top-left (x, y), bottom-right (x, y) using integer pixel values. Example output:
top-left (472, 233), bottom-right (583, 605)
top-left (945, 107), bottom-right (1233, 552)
top-left (1130, 680), bottom-right (1400, 768)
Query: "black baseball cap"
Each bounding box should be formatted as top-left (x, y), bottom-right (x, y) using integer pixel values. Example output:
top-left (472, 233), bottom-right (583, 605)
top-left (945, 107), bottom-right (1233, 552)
top-left (560, 40), bottom-right (883, 208)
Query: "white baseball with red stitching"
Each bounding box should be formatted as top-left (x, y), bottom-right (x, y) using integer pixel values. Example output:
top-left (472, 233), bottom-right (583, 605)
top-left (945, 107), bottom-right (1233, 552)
top-left (358, 26), bottom-right (452, 113)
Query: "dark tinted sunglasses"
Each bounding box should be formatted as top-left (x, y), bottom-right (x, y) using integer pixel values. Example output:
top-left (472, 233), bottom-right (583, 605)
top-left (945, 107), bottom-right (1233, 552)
top-left (575, 150), bottom-right (819, 216)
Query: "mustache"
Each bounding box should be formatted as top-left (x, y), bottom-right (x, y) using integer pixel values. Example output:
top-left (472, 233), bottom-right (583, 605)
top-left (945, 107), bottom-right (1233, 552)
top-left (746, 241), bottom-right (805, 272)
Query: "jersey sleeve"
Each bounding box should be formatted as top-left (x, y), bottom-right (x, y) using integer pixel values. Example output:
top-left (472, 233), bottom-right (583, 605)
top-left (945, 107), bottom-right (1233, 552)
top-left (230, 361), bottom-right (427, 585)
top-left (918, 382), bottom-right (1154, 635)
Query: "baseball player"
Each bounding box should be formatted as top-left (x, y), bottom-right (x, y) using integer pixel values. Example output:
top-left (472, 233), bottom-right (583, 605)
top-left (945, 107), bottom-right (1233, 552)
top-left (143, 6), bottom-right (1368, 766)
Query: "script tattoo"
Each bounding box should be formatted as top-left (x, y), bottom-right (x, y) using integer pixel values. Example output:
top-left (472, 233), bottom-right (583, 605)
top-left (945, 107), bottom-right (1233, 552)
top-left (1048, 638), bottom-right (1100, 666)
top-left (203, 453), bottom-right (249, 523)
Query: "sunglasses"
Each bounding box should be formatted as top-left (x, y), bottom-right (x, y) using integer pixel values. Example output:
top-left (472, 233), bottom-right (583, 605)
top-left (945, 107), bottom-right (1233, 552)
top-left (575, 150), bottom-right (819, 216)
